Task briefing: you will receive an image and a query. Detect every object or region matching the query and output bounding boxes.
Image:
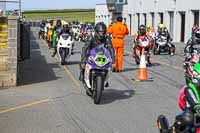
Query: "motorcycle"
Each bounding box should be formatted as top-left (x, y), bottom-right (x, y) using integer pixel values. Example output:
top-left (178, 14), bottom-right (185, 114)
top-left (57, 33), bottom-right (74, 65)
top-left (133, 37), bottom-right (152, 66)
top-left (38, 27), bottom-right (45, 40)
top-left (47, 27), bottom-right (53, 47)
top-left (153, 35), bottom-right (175, 55)
top-left (157, 110), bottom-right (200, 133)
top-left (72, 26), bottom-right (81, 41)
top-left (183, 48), bottom-right (200, 84)
top-left (82, 45), bottom-right (112, 104)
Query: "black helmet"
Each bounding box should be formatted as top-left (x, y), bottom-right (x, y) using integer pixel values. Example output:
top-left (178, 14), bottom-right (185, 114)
top-left (94, 22), bottom-right (107, 33)
top-left (194, 28), bottom-right (200, 43)
top-left (63, 23), bottom-right (70, 33)
top-left (56, 20), bottom-right (62, 27)
top-left (94, 22), bottom-right (107, 41)
top-left (41, 19), bottom-right (46, 24)
top-left (138, 25), bottom-right (146, 36)
top-left (49, 20), bottom-right (53, 25)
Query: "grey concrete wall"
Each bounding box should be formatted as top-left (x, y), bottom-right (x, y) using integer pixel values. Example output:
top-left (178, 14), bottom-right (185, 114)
top-left (7, 16), bottom-right (20, 86)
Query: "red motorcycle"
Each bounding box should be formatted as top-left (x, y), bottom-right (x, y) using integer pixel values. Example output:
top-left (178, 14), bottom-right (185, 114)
top-left (132, 36), bottom-right (153, 66)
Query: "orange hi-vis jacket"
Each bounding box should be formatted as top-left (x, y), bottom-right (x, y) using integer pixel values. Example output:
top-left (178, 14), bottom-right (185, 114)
top-left (107, 22), bottom-right (129, 47)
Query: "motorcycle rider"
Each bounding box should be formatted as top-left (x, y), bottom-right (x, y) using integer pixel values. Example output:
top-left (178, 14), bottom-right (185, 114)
top-left (146, 24), bottom-right (156, 39)
top-left (38, 19), bottom-right (46, 39)
top-left (51, 20), bottom-right (63, 57)
top-left (158, 63), bottom-right (200, 133)
top-left (133, 24), bottom-right (153, 66)
top-left (79, 22), bottom-right (115, 81)
top-left (156, 24), bottom-right (175, 55)
top-left (173, 62), bottom-right (200, 132)
top-left (47, 20), bottom-right (54, 48)
top-left (184, 26), bottom-right (200, 61)
top-left (52, 22), bottom-right (74, 57)
top-left (192, 25), bottom-right (199, 37)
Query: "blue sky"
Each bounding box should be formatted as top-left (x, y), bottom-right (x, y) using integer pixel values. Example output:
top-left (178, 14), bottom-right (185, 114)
top-left (6, 0), bottom-right (106, 10)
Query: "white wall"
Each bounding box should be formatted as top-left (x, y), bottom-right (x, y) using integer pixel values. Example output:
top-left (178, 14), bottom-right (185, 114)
top-left (95, 4), bottom-right (109, 26)
top-left (96, 0), bottom-right (200, 42)
top-left (122, 0), bottom-right (200, 42)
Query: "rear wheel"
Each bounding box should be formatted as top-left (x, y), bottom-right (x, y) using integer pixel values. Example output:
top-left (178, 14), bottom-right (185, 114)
top-left (170, 44), bottom-right (175, 55)
top-left (135, 54), bottom-right (140, 65)
top-left (93, 75), bottom-right (104, 104)
top-left (153, 45), bottom-right (159, 55)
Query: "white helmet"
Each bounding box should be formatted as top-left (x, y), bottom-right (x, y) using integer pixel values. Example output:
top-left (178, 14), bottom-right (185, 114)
top-left (62, 21), bottom-right (69, 26)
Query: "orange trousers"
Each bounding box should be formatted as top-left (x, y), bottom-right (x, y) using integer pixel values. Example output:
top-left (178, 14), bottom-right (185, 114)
top-left (113, 46), bottom-right (124, 71)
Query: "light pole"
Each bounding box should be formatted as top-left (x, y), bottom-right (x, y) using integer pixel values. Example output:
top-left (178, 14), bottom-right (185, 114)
top-left (19, 0), bottom-right (21, 17)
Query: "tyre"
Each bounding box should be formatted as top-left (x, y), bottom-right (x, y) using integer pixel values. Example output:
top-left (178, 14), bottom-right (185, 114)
top-left (153, 45), bottom-right (159, 55)
top-left (93, 75), bottom-right (104, 104)
top-left (135, 55), bottom-right (140, 65)
top-left (61, 49), bottom-right (66, 65)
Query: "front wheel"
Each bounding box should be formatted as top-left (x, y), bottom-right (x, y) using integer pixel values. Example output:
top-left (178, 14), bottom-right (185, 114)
top-left (61, 49), bottom-right (66, 65)
top-left (153, 45), bottom-right (159, 55)
top-left (169, 44), bottom-right (175, 55)
top-left (135, 56), bottom-right (140, 65)
top-left (93, 75), bottom-right (104, 104)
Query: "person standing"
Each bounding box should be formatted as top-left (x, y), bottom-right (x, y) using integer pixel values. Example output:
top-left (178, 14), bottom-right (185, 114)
top-left (107, 17), bottom-right (129, 72)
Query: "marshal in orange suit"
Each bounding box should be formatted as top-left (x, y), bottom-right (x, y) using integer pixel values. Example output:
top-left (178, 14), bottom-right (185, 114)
top-left (107, 17), bottom-right (129, 72)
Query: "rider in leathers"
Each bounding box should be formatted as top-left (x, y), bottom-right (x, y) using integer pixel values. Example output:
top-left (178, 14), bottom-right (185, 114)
top-left (156, 24), bottom-right (174, 54)
top-left (38, 20), bottom-right (46, 39)
top-left (51, 20), bottom-right (63, 57)
top-left (79, 22), bottom-right (115, 81)
top-left (184, 27), bottom-right (200, 61)
top-left (172, 63), bottom-right (200, 132)
top-left (133, 25), bottom-right (153, 66)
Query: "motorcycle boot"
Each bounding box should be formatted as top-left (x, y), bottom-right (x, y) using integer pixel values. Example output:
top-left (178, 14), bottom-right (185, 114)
top-left (79, 70), bottom-right (84, 81)
top-left (146, 52), bottom-right (152, 67)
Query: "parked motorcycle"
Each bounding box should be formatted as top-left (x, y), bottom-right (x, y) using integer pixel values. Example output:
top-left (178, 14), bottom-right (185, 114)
top-left (153, 35), bottom-right (175, 55)
top-left (82, 45), bottom-right (112, 104)
top-left (133, 37), bottom-right (152, 66)
top-left (57, 33), bottom-right (74, 65)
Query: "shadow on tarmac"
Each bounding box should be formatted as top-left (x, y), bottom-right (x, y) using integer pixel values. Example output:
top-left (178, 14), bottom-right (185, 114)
top-left (101, 89), bottom-right (135, 105)
top-left (18, 31), bottom-right (60, 86)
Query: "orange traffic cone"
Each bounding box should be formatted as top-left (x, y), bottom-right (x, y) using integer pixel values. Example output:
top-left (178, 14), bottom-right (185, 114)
top-left (137, 48), bottom-right (148, 80)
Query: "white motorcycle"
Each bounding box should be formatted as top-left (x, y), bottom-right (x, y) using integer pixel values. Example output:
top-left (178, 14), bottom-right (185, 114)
top-left (153, 35), bottom-right (175, 55)
top-left (72, 25), bottom-right (81, 41)
top-left (57, 33), bottom-right (74, 65)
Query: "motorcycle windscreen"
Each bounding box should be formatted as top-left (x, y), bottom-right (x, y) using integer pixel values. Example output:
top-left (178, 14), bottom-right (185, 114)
top-left (62, 34), bottom-right (70, 40)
